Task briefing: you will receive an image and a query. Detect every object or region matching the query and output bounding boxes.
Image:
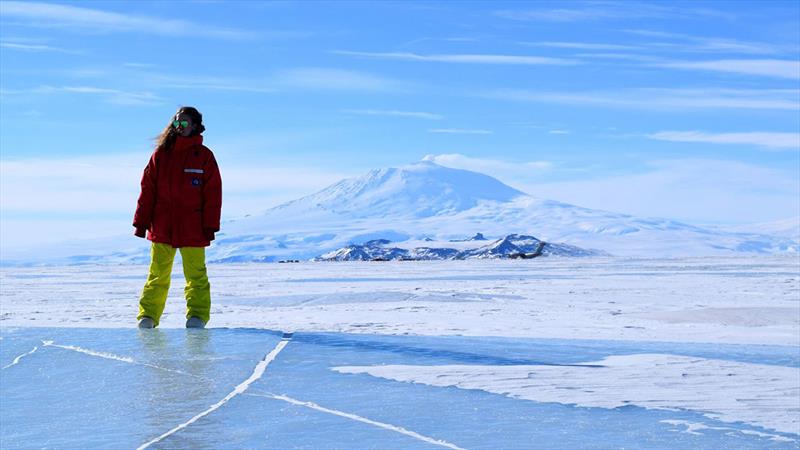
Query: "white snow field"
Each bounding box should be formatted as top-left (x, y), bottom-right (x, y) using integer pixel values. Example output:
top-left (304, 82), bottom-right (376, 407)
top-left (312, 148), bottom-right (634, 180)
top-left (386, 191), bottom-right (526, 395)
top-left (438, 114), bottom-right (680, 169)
top-left (1, 256), bottom-right (799, 449)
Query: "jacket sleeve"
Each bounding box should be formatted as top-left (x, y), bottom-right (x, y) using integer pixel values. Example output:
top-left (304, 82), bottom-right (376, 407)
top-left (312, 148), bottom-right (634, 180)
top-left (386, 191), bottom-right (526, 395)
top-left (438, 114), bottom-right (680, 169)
top-left (202, 152), bottom-right (222, 232)
top-left (133, 152), bottom-right (157, 229)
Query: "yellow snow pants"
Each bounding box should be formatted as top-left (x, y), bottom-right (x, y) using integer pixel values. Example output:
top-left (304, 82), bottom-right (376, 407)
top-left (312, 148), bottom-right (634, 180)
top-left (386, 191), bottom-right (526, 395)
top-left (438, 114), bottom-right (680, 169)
top-left (137, 242), bottom-right (211, 327)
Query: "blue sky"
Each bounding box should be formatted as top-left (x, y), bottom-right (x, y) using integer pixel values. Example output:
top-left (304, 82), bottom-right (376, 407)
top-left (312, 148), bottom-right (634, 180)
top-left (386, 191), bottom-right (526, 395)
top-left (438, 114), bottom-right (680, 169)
top-left (1, 0), bottom-right (798, 247)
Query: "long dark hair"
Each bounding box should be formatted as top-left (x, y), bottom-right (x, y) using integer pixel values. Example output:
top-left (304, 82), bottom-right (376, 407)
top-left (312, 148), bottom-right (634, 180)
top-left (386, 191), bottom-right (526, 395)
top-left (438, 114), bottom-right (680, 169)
top-left (154, 106), bottom-right (206, 153)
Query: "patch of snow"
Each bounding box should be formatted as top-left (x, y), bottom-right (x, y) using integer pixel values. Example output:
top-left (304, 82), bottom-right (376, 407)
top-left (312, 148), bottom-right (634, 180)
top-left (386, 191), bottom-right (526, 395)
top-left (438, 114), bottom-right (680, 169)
top-left (1, 257), bottom-right (797, 346)
top-left (333, 353), bottom-right (800, 436)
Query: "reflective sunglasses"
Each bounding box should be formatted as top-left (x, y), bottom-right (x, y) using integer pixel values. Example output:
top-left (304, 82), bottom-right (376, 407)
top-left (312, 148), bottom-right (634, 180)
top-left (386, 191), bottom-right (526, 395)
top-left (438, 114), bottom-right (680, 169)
top-left (172, 120), bottom-right (190, 129)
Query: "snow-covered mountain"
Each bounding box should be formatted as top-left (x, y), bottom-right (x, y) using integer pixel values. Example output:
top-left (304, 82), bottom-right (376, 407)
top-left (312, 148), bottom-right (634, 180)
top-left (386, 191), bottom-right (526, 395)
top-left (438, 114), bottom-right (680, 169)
top-left (272, 160), bottom-right (525, 219)
top-left (210, 160), bottom-right (795, 261)
top-left (715, 218), bottom-right (800, 242)
top-left (2, 159), bottom-right (797, 266)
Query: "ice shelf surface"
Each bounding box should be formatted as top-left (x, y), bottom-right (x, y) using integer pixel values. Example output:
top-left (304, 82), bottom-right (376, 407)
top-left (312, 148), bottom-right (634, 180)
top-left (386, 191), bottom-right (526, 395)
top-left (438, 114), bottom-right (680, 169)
top-left (1, 327), bottom-right (798, 449)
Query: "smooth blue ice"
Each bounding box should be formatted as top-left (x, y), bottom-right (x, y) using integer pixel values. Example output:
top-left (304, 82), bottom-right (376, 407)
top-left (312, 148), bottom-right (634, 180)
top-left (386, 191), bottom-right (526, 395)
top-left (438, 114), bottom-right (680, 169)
top-left (1, 328), bottom-right (797, 449)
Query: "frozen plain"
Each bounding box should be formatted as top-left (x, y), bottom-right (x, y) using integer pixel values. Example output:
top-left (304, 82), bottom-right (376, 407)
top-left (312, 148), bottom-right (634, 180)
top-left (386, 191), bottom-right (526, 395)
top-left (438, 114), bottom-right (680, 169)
top-left (1, 256), bottom-right (799, 449)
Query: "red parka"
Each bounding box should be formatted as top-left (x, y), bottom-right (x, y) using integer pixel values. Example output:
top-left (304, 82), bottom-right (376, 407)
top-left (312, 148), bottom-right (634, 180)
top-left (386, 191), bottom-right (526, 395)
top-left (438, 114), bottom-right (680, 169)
top-left (133, 135), bottom-right (222, 248)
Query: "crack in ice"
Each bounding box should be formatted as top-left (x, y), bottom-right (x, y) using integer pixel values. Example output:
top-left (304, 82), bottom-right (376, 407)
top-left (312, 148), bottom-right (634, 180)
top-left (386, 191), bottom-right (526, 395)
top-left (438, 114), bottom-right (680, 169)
top-left (136, 334), bottom-right (292, 450)
top-left (247, 392), bottom-right (466, 450)
top-left (2, 346), bottom-right (38, 370)
top-left (41, 340), bottom-right (196, 377)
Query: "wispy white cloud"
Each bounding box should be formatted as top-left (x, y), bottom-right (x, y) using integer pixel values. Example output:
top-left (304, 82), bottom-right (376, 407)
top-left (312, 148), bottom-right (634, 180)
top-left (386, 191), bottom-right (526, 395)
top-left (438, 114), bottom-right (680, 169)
top-left (623, 29), bottom-right (788, 55)
top-left (0, 152), bottom-right (351, 222)
top-left (519, 159), bottom-right (799, 223)
top-left (0, 154), bottom-right (144, 216)
top-left (563, 54), bottom-right (798, 80)
top-left (423, 153), bottom-right (553, 178)
top-left (493, 2), bottom-right (733, 23)
top-left (495, 6), bottom-right (640, 22)
top-left (481, 88), bottom-right (800, 111)
top-left (8, 65), bottom-right (406, 101)
top-left (122, 62), bottom-right (157, 69)
top-left (0, 85), bottom-right (162, 105)
top-left (153, 68), bottom-right (402, 95)
top-left (443, 37), bottom-right (481, 42)
top-left (333, 50), bottom-right (579, 66)
top-left (145, 73), bottom-right (277, 93)
top-left (274, 68), bottom-right (413, 92)
top-left (648, 131), bottom-right (800, 150)
top-left (516, 37), bottom-right (796, 79)
top-left (519, 35), bottom-right (786, 57)
top-left (571, 53), bottom-right (658, 62)
top-left (83, 65), bottom-right (404, 94)
top-left (428, 128), bottom-right (493, 135)
top-left (46, 66), bottom-right (278, 94)
top-left (343, 109), bottom-right (443, 120)
top-left (509, 121), bottom-right (572, 132)
top-left (415, 155), bottom-right (798, 223)
top-left (2, 66), bottom-right (419, 114)
top-left (654, 59), bottom-right (800, 79)
top-left (396, 36), bottom-right (482, 49)
top-left (518, 41), bottom-right (641, 51)
top-left (61, 67), bottom-right (113, 78)
top-left (0, 1), bottom-right (258, 40)
top-left (0, 153), bottom-right (349, 248)
top-left (67, 87), bottom-right (161, 105)
top-left (0, 41), bottom-right (79, 53)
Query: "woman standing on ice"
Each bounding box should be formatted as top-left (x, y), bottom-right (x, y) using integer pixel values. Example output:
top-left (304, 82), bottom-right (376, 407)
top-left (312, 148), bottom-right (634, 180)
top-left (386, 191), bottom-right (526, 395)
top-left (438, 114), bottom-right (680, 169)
top-left (133, 106), bottom-right (222, 329)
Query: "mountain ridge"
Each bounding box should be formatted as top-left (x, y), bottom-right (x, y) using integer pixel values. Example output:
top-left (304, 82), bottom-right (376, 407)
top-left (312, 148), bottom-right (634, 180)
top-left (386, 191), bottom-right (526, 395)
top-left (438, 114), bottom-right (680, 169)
top-left (314, 234), bottom-right (608, 261)
top-left (2, 159), bottom-right (796, 265)
top-left (265, 160), bottom-right (527, 219)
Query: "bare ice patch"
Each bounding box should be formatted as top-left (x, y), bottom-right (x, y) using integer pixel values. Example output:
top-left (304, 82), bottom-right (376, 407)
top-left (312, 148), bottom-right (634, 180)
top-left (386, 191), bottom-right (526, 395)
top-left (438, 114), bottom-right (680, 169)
top-left (334, 353), bottom-right (800, 437)
top-left (136, 335), bottom-right (292, 450)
